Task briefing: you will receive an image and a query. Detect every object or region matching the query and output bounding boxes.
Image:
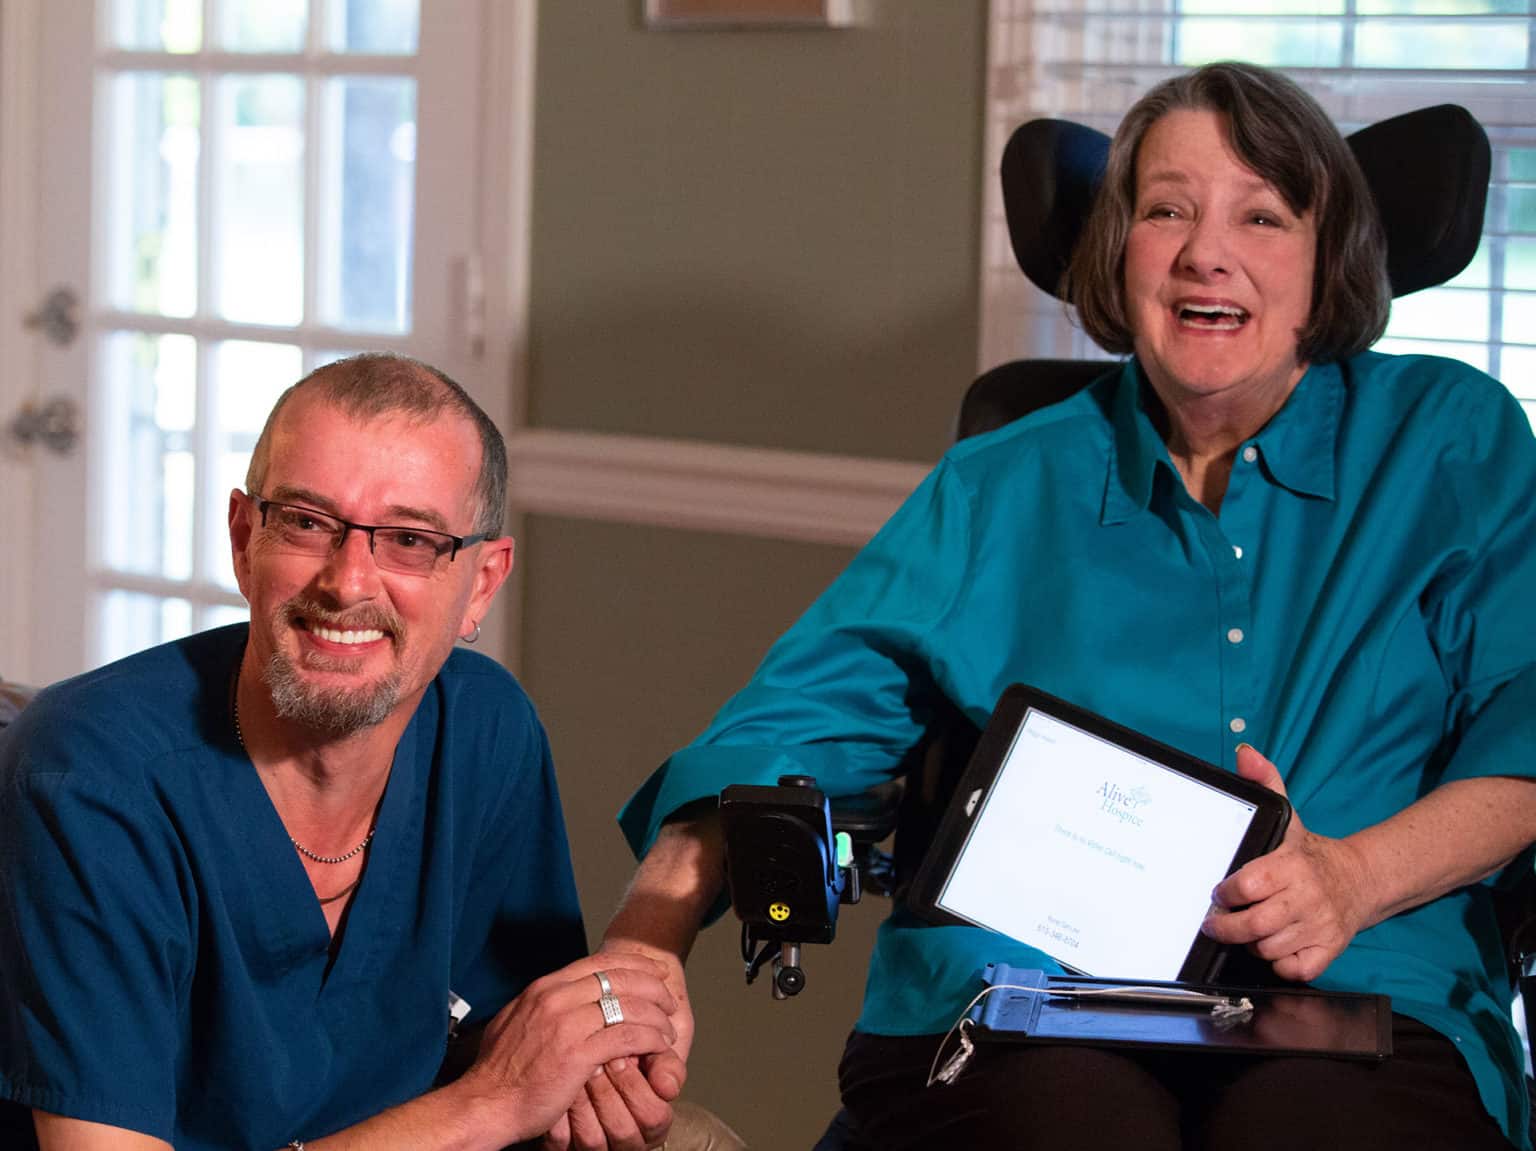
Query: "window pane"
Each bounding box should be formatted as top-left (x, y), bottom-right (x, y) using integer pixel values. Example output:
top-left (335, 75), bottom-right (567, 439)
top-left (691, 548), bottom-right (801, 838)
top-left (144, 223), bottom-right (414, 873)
top-left (108, 0), bottom-right (201, 52)
top-left (1501, 292), bottom-right (1536, 349)
top-left (1180, 0), bottom-right (1344, 11)
top-left (1176, 20), bottom-right (1343, 67)
top-left (101, 73), bottom-right (199, 318)
top-left (1504, 187), bottom-right (1536, 235)
top-left (1358, 0), bottom-right (1528, 13)
top-left (1355, 21), bottom-right (1529, 68)
top-left (100, 333), bottom-right (198, 581)
top-left (1385, 287), bottom-right (1490, 344)
top-left (327, 0), bottom-right (420, 54)
top-left (1509, 149), bottom-right (1536, 182)
top-left (316, 78), bottom-right (416, 333)
top-left (212, 341), bottom-right (303, 589)
top-left (1498, 346), bottom-right (1536, 403)
top-left (215, 0), bottom-right (307, 52)
top-left (99, 590), bottom-right (193, 667)
top-left (201, 603), bottom-right (250, 633)
top-left (1442, 242), bottom-right (1490, 290)
top-left (308, 349), bottom-right (364, 372)
top-left (1371, 336), bottom-right (1489, 372)
top-left (214, 75), bottom-right (305, 325)
top-left (1506, 239), bottom-right (1536, 291)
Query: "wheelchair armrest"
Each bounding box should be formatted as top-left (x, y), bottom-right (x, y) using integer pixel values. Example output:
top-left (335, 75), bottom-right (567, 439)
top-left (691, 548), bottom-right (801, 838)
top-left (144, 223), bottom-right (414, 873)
top-left (830, 780), bottom-right (903, 843)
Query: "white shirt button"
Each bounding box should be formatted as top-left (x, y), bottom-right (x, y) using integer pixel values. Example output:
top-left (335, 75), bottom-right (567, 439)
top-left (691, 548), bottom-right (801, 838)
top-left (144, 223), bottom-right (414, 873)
top-left (1229, 717), bottom-right (1247, 734)
top-left (1242, 445), bottom-right (1258, 463)
top-left (1233, 545), bottom-right (1244, 559)
top-left (1227, 628), bottom-right (1244, 644)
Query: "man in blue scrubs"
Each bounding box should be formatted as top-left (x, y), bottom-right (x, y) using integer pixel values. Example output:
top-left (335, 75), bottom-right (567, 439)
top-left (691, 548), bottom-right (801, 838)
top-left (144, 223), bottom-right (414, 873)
top-left (0, 354), bottom-right (681, 1150)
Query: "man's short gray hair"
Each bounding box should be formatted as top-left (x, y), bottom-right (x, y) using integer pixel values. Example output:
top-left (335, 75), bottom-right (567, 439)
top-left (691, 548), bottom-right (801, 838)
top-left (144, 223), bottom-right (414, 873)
top-left (245, 352), bottom-right (508, 537)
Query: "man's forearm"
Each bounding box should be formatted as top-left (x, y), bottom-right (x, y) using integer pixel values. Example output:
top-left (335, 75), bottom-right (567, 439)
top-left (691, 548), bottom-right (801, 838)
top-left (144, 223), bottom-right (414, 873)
top-left (37, 1086), bottom-right (506, 1151)
top-left (290, 1078), bottom-right (511, 1151)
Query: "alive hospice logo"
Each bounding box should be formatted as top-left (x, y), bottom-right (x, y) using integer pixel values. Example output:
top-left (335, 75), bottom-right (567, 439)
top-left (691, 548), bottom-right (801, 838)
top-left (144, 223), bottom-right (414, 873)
top-left (1096, 780), bottom-right (1153, 827)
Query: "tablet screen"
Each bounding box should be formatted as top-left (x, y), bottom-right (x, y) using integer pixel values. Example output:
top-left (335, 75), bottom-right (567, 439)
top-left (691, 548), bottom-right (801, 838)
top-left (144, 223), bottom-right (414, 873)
top-left (934, 706), bottom-right (1259, 980)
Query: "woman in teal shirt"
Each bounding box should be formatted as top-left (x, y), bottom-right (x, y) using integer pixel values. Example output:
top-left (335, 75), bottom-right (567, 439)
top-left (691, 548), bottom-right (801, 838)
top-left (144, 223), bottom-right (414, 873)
top-left (608, 62), bottom-right (1536, 1149)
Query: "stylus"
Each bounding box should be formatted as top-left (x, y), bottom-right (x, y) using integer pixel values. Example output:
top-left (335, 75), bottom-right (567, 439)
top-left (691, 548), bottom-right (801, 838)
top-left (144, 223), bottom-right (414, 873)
top-left (1048, 985), bottom-right (1242, 1010)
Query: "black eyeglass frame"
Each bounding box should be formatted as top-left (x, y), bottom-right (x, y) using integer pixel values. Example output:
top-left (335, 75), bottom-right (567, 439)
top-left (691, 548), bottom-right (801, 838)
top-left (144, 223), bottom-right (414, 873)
top-left (248, 493), bottom-right (493, 568)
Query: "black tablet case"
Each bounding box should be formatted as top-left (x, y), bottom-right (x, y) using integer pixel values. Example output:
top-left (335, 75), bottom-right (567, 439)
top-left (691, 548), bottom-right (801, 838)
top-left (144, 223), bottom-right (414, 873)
top-left (910, 684), bottom-right (1293, 984)
top-left (973, 965), bottom-right (1392, 1060)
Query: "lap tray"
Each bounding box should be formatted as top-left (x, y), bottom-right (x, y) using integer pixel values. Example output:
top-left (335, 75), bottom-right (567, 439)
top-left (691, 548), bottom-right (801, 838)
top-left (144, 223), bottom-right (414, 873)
top-left (972, 964), bottom-right (1392, 1060)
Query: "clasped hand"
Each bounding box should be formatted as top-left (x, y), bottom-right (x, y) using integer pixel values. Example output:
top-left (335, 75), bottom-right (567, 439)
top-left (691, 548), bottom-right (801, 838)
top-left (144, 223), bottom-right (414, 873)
top-left (458, 952), bottom-right (680, 1149)
top-left (1201, 745), bottom-right (1372, 983)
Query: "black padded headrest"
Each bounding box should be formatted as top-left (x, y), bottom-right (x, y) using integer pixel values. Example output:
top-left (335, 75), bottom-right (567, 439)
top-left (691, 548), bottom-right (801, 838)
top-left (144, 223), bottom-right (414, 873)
top-left (1002, 104), bottom-right (1490, 300)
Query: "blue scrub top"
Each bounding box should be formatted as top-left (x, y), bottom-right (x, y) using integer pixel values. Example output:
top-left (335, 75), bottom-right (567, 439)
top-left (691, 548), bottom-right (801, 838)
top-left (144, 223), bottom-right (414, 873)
top-left (621, 352), bottom-right (1536, 1147)
top-left (0, 625), bottom-right (586, 1150)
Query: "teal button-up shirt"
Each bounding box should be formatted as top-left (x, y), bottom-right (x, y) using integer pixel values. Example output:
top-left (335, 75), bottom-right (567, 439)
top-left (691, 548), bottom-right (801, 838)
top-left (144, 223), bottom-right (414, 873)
top-left (621, 352), bottom-right (1536, 1145)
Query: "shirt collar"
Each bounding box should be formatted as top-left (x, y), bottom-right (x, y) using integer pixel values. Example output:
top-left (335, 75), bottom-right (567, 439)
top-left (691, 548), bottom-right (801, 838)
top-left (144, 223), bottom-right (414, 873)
top-left (1102, 360), bottom-right (1175, 525)
top-left (1101, 359), bottom-right (1342, 524)
top-left (1251, 360), bottom-right (1341, 502)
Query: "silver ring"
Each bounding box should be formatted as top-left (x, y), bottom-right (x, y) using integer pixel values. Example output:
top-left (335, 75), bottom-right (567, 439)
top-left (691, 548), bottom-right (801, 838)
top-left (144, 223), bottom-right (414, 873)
top-left (595, 969), bottom-right (613, 997)
top-left (599, 993), bottom-right (624, 1027)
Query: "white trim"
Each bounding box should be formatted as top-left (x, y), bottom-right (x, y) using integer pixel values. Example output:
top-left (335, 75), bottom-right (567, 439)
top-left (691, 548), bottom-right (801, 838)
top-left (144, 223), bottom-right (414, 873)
top-left (96, 51), bottom-right (423, 76)
top-left (91, 307), bottom-right (414, 348)
top-left (0, 0), bottom-right (42, 682)
top-left (481, 0), bottom-right (539, 674)
top-left (90, 569), bottom-right (248, 608)
top-left (505, 430), bottom-right (929, 548)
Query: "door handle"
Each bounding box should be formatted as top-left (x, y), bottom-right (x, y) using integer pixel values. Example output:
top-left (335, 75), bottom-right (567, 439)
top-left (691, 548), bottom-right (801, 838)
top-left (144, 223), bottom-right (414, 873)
top-left (8, 396), bottom-right (81, 456)
top-left (24, 286), bottom-right (80, 348)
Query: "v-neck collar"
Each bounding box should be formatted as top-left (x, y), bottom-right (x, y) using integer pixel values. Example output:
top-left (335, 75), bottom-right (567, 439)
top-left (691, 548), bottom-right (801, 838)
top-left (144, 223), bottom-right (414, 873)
top-left (217, 657), bottom-right (431, 1000)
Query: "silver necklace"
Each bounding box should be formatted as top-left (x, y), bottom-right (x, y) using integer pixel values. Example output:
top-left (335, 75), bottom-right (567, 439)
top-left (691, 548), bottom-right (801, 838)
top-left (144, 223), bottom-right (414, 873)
top-left (232, 668), bottom-right (377, 866)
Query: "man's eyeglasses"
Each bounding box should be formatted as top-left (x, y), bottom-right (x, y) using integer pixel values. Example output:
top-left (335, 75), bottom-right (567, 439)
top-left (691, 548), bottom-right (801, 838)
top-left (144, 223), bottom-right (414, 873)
top-left (249, 494), bottom-right (491, 576)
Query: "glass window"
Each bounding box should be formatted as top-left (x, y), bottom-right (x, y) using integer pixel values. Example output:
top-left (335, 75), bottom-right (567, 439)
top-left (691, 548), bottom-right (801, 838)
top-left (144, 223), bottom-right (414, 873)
top-left (210, 341), bottom-right (303, 589)
top-left (215, 0), bottom-right (307, 53)
top-left (316, 77), bottom-right (417, 333)
top-left (99, 332), bottom-right (198, 580)
top-left (100, 591), bottom-right (194, 667)
top-left (107, 0), bottom-right (202, 52)
top-left (91, 2), bottom-right (423, 666)
top-left (214, 75), bottom-right (306, 325)
top-left (100, 73), bottom-right (199, 317)
top-left (327, 0), bottom-right (420, 55)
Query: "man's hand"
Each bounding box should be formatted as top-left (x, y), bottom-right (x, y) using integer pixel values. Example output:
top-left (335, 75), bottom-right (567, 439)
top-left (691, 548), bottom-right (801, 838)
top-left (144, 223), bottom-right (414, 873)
top-left (541, 940), bottom-right (692, 1151)
top-left (457, 953), bottom-right (678, 1146)
top-left (1201, 745), bottom-right (1372, 983)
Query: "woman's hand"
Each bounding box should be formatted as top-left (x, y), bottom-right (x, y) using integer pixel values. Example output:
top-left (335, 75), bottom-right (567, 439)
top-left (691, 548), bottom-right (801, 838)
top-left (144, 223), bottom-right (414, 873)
top-left (1201, 745), bottom-right (1373, 982)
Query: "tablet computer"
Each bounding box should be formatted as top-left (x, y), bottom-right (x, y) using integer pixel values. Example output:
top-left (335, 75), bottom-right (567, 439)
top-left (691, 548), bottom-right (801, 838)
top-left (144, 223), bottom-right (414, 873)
top-left (908, 684), bottom-right (1291, 984)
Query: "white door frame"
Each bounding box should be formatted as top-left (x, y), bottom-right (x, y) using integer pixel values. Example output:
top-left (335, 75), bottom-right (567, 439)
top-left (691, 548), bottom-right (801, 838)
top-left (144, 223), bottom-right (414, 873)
top-left (0, 0), bottom-right (538, 686)
top-left (0, 0), bottom-right (46, 685)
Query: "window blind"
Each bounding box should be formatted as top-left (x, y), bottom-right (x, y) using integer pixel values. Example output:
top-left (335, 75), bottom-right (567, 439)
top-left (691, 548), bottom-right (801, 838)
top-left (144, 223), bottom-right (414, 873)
top-left (979, 0), bottom-right (1536, 431)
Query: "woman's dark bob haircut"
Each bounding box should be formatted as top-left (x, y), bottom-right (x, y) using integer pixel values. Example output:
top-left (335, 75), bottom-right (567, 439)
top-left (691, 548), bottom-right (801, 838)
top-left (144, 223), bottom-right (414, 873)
top-left (1068, 61), bottom-right (1390, 365)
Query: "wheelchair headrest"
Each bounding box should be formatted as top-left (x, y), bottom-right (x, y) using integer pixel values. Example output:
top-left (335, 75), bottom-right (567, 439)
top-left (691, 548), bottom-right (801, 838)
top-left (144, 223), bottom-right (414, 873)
top-left (1002, 104), bottom-right (1491, 301)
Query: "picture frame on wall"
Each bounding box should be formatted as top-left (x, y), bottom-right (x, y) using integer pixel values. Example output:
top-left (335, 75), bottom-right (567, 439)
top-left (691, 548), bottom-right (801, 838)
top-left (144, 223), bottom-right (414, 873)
top-left (643, 0), bottom-right (855, 30)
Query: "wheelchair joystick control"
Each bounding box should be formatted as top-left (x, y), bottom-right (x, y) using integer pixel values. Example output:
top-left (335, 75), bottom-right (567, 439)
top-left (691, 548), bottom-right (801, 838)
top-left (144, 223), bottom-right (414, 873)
top-left (772, 943), bottom-right (806, 999)
top-left (719, 774), bottom-right (857, 998)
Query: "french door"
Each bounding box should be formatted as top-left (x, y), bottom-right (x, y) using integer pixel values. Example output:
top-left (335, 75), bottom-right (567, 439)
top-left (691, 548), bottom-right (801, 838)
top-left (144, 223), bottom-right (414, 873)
top-left (3, 0), bottom-right (528, 686)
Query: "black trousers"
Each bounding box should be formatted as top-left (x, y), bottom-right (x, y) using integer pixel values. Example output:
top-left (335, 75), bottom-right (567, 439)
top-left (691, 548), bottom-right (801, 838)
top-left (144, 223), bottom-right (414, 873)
top-left (839, 1015), bottom-right (1517, 1150)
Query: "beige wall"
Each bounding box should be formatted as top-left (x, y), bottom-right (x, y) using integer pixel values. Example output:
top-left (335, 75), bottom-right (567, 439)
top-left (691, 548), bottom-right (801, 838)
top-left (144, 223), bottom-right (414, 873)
top-left (526, 0), bottom-right (986, 461)
top-left (517, 2), bottom-right (987, 1144)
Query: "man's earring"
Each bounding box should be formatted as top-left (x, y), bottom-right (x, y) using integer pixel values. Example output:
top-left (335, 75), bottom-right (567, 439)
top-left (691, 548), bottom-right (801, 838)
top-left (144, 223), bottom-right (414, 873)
top-left (462, 621), bottom-right (481, 645)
